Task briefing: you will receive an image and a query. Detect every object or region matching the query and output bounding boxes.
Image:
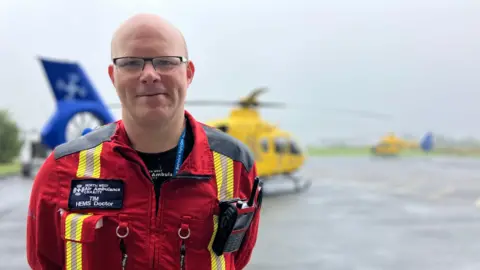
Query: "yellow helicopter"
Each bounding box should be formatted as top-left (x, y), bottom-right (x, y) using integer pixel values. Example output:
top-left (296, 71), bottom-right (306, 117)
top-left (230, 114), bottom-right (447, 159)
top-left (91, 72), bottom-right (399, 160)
top-left (185, 87), bottom-right (312, 193)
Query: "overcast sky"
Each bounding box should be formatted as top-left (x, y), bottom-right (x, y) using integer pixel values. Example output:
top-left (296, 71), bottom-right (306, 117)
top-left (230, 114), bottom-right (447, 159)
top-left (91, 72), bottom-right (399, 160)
top-left (0, 0), bottom-right (478, 144)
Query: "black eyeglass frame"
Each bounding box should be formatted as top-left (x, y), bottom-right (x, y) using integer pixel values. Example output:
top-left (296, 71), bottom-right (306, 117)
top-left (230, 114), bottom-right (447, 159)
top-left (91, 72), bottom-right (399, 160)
top-left (112, 56), bottom-right (188, 71)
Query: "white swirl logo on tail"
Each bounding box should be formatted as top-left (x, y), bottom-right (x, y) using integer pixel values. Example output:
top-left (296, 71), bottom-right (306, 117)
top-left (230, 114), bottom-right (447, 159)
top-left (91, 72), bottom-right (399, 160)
top-left (55, 73), bottom-right (87, 100)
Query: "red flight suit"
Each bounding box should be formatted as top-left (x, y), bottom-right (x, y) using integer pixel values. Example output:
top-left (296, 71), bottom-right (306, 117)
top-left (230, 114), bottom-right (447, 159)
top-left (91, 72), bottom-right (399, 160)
top-left (26, 111), bottom-right (262, 270)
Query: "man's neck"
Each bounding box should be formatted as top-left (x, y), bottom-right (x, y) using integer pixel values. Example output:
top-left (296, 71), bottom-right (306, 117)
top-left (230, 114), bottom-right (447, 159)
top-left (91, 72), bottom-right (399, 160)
top-left (123, 111), bottom-right (186, 153)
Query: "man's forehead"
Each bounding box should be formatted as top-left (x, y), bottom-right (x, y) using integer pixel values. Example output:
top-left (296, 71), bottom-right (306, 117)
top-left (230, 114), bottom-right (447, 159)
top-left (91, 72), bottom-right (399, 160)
top-left (116, 22), bottom-right (180, 43)
top-left (111, 15), bottom-right (186, 57)
top-left (116, 40), bottom-right (175, 58)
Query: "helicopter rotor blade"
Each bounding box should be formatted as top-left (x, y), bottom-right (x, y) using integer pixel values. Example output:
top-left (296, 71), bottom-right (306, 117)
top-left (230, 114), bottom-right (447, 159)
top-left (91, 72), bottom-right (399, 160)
top-left (184, 99), bottom-right (287, 108)
top-left (108, 100), bottom-right (286, 108)
top-left (109, 101), bottom-right (389, 119)
top-left (252, 101), bottom-right (286, 108)
top-left (244, 86), bottom-right (269, 102)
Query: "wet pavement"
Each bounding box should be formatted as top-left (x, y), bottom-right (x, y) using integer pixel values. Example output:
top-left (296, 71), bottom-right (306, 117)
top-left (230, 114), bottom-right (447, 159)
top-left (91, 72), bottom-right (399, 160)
top-left (0, 175), bottom-right (33, 269)
top-left (2, 156), bottom-right (480, 269)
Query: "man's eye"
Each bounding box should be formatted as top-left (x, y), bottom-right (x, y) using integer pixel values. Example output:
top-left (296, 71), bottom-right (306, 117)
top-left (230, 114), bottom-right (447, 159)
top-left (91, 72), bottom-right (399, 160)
top-left (121, 61), bottom-right (142, 66)
top-left (156, 60), bottom-right (174, 66)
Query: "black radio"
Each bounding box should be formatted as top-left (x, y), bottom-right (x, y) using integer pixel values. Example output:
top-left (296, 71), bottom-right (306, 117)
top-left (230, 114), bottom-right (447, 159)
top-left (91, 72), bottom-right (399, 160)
top-left (212, 177), bottom-right (262, 256)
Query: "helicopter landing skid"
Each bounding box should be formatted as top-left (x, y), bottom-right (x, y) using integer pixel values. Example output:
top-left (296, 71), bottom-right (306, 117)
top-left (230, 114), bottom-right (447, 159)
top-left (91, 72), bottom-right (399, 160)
top-left (261, 174), bottom-right (312, 197)
top-left (286, 174), bottom-right (312, 193)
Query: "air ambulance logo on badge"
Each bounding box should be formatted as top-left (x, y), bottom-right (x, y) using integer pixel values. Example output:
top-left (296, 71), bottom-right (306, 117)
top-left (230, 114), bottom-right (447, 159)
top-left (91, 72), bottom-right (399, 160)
top-left (73, 184), bottom-right (86, 196)
top-left (68, 179), bottom-right (125, 210)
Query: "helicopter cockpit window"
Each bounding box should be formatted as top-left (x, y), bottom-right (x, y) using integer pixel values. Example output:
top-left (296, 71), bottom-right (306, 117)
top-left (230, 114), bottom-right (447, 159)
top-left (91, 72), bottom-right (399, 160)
top-left (274, 137), bottom-right (288, 154)
top-left (260, 138), bottom-right (269, 152)
top-left (289, 140), bottom-right (302, 155)
top-left (216, 125), bottom-right (229, 133)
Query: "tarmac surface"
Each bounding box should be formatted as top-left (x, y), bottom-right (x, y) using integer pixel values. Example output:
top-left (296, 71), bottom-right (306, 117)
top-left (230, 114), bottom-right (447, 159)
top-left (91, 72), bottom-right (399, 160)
top-left (2, 156), bottom-right (480, 269)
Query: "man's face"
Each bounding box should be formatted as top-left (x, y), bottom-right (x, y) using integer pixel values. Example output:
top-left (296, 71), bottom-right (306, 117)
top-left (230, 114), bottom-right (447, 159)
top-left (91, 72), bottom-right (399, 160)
top-left (108, 26), bottom-right (194, 125)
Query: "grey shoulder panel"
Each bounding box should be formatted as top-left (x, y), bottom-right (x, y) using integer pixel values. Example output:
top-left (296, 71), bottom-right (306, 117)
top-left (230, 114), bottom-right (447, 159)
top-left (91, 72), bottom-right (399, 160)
top-left (54, 123), bottom-right (117, 159)
top-left (202, 124), bottom-right (255, 172)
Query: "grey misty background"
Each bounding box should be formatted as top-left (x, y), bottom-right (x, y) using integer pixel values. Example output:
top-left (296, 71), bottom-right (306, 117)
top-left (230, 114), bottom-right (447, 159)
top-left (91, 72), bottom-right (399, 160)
top-left (0, 0), bottom-right (478, 148)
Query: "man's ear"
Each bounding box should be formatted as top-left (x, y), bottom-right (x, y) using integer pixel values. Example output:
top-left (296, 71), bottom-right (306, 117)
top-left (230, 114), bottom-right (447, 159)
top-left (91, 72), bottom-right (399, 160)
top-left (186, 61), bottom-right (195, 86)
top-left (108, 64), bottom-right (115, 84)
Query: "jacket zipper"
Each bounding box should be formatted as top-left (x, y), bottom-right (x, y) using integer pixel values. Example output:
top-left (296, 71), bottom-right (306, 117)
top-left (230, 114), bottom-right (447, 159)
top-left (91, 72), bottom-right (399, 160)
top-left (178, 222), bottom-right (190, 270)
top-left (153, 176), bottom-right (210, 270)
top-left (114, 147), bottom-right (157, 269)
top-left (180, 240), bottom-right (186, 270)
top-left (152, 244), bottom-right (156, 269)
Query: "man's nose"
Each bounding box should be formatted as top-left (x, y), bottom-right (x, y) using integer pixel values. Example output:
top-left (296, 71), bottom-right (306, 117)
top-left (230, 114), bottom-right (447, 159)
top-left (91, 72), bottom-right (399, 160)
top-left (140, 62), bottom-right (161, 84)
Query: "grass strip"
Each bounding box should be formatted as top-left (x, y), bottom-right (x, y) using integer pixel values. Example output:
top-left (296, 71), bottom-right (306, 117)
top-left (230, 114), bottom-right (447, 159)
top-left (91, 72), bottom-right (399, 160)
top-left (0, 162), bottom-right (21, 176)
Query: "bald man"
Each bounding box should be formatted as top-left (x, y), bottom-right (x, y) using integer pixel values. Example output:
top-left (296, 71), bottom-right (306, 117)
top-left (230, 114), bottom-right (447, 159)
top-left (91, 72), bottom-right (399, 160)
top-left (26, 13), bottom-right (262, 270)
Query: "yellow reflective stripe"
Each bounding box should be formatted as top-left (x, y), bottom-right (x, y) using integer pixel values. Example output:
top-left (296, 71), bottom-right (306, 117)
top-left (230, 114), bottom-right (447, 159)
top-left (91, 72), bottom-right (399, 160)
top-left (92, 144), bottom-right (103, 178)
top-left (208, 215), bottom-right (225, 270)
top-left (65, 213), bottom-right (92, 270)
top-left (76, 150), bottom-right (87, 177)
top-left (213, 151), bottom-right (234, 201)
top-left (70, 143), bottom-right (103, 269)
top-left (208, 151), bottom-right (235, 270)
top-left (76, 143), bottom-right (103, 178)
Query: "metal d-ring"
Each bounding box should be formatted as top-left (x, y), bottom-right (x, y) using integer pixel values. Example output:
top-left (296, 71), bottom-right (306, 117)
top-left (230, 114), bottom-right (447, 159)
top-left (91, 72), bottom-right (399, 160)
top-left (116, 225), bottom-right (129, 239)
top-left (178, 227), bottom-right (191, 240)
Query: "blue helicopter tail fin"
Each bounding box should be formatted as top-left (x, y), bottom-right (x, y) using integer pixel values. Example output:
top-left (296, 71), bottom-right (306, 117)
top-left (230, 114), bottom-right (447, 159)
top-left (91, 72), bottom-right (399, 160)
top-left (38, 56), bottom-right (115, 150)
top-left (38, 57), bottom-right (104, 103)
top-left (419, 132), bottom-right (434, 152)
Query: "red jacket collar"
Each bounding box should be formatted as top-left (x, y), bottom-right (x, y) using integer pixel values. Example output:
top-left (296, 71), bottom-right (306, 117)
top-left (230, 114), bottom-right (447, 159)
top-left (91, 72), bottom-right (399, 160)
top-left (111, 110), bottom-right (214, 176)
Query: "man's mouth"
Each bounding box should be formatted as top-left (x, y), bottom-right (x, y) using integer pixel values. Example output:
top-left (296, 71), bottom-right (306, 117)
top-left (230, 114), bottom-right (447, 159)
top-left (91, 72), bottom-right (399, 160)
top-left (138, 93), bottom-right (165, 97)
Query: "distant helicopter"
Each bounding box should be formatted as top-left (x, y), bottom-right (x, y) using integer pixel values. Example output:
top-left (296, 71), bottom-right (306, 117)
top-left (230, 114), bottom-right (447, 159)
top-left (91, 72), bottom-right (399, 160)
top-left (370, 132), bottom-right (434, 156)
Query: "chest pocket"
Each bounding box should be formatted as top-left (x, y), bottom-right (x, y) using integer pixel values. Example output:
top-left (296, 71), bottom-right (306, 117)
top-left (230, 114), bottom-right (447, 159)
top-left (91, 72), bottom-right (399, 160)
top-left (59, 210), bottom-right (124, 270)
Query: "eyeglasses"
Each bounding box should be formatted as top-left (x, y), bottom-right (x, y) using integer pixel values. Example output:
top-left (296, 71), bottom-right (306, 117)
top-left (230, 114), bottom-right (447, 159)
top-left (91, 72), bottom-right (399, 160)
top-left (112, 56), bottom-right (188, 73)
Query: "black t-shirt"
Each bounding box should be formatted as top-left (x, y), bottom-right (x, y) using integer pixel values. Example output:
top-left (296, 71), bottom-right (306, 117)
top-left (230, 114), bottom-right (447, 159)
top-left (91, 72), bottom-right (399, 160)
top-left (137, 120), bottom-right (194, 204)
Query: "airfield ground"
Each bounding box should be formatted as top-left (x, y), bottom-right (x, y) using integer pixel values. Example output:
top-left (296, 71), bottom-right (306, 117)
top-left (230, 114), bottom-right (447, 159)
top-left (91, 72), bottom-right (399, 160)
top-left (2, 156), bottom-right (480, 269)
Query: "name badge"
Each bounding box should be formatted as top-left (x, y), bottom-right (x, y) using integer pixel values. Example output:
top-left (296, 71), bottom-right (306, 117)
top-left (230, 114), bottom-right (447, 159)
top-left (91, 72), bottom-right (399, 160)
top-left (68, 179), bottom-right (124, 210)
